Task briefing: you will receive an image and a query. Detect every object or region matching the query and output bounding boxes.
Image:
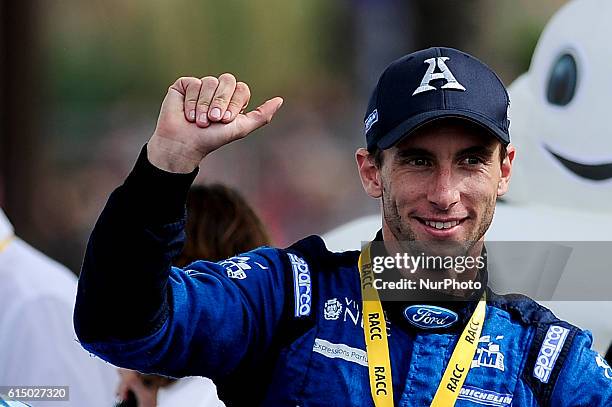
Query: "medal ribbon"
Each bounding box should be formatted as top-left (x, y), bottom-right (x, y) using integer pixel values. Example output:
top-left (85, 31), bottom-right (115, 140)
top-left (359, 242), bottom-right (486, 407)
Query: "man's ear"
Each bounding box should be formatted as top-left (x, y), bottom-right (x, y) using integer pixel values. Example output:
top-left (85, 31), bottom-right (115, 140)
top-left (356, 148), bottom-right (383, 198)
top-left (497, 143), bottom-right (516, 197)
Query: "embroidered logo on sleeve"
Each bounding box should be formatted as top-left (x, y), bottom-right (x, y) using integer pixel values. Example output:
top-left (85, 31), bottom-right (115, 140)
top-left (288, 253), bottom-right (311, 317)
top-left (534, 325), bottom-right (569, 383)
top-left (219, 256), bottom-right (268, 280)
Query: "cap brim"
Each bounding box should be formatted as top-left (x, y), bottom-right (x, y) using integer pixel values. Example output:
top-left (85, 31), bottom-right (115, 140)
top-left (376, 109), bottom-right (510, 150)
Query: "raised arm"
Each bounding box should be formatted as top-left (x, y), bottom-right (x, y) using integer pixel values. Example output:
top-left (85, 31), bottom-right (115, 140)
top-left (73, 75), bottom-right (284, 377)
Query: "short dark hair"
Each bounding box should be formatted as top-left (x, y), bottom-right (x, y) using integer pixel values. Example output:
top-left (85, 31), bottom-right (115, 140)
top-left (371, 147), bottom-right (384, 168)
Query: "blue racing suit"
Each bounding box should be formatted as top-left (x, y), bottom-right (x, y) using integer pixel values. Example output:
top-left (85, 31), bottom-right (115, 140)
top-left (74, 147), bottom-right (612, 406)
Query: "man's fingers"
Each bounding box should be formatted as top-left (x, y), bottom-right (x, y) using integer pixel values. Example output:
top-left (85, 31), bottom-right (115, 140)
top-left (222, 81), bottom-right (251, 123)
top-left (182, 78), bottom-right (202, 122)
top-left (154, 74), bottom-right (280, 165)
top-left (237, 97), bottom-right (284, 137)
top-left (208, 73), bottom-right (236, 123)
top-left (163, 77), bottom-right (198, 116)
top-left (196, 76), bottom-right (219, 128)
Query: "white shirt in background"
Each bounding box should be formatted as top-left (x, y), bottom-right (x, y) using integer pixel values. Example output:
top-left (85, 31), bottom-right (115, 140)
top-left (0, 209), bottom-right (118, 406)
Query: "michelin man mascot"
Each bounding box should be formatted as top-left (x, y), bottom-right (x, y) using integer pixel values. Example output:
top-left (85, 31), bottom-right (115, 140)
top-left (324, 0), bottom-right (612, 353)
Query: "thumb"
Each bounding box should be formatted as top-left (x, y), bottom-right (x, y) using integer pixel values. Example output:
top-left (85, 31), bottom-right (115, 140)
top-left (161, 83), bottom-right (185, 113)
top-left (237, 97), bottom-right (284, 136)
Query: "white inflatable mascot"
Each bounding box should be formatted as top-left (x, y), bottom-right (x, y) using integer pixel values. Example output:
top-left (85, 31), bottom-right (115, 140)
top-left (324, 0), bottom-right (612, 353)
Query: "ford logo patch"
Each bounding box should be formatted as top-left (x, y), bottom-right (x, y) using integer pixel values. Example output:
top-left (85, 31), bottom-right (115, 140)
top-left (403, 305), bottom-right (458, 329)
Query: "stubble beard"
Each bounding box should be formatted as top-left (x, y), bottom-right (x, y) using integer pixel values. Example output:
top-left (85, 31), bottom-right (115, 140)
top-left (381, 183), bottom-right (497, 260)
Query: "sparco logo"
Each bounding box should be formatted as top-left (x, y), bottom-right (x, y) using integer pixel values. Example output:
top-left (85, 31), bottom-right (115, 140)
top-left (288, 253), bottom-right (311, 317)
top-left (403, 305), bottom-right (458, 329)
top-left (534, 325), bottom-right (569, 383)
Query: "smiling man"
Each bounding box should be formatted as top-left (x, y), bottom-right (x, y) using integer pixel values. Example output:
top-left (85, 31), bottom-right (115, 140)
top-left (360, 119), bottom-right (509, 257)
top-left (74, 47), bottom-right (612, 406)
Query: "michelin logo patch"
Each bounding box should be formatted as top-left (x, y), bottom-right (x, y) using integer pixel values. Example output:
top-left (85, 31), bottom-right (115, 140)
top-left (288, 253), bottom-right (311, 317)
top-left (364, 109), bottom-right (378, 134)
top-left (457, 386), bottom-right (513, 407)
top-left (534, 325), bottom-right (569, 383)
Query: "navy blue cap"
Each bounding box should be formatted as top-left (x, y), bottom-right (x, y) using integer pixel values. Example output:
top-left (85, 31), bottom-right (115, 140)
top-left (365, 47), bottom-right (510, 151)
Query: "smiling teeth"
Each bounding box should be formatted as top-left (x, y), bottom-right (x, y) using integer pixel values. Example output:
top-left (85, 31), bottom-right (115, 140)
top-left (424, 220), bottom-right (459, 229)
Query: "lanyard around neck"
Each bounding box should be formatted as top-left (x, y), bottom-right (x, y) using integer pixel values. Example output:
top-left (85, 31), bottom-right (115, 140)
top-left (358, 241), bottom-right (486, 407)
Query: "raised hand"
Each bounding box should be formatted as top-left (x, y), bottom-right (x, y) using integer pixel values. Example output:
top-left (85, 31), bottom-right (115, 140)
top-left (147, 74), bottom-right (283, 173)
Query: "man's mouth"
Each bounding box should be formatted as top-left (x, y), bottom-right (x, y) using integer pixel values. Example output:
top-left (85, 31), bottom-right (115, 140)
top-left (545, 144), bottom-right (612, 181)
top-left (421, 219), bottom-right (461, 230)
top-left (415, 217), bottom-right (466, 236)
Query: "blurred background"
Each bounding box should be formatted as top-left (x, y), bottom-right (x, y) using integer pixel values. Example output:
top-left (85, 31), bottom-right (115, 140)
top-left (0, 0), bottom-right (568, 273)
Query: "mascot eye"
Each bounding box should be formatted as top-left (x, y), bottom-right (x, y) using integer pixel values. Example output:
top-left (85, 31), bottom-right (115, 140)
top-left (546, 53), bottom-right (577, 106)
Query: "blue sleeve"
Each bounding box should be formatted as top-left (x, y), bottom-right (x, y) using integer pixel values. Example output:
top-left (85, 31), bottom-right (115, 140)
top-left (73, 145), bottom-right (293, 379)
top-left (75, 145), bottom-right (198, 344)
top-left (551, 330), bottom-right (612, 406)
top-left (81, 248), bottom-right (289, 379)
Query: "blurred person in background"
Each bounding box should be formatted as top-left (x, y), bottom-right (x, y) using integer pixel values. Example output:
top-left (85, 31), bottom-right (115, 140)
top-left (116, 184), bottom-right (270, 407)
top-left (0, 208), bottom-right (117, 406)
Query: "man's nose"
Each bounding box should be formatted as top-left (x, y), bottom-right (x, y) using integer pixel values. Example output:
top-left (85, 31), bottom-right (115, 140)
top-left (427, 168), bottom-right (460, 211)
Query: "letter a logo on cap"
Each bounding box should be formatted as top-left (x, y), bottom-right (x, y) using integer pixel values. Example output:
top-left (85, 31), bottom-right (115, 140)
top-left (413, 57), bottom-right (466, 96)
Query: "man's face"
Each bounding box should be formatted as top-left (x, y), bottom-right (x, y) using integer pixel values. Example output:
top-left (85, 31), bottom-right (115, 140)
top-left (375, 119), bottom-right (513, 256)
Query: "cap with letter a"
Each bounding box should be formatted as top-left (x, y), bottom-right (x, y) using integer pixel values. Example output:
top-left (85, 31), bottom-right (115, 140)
top-left (364, 47), bottom-right (510, 151)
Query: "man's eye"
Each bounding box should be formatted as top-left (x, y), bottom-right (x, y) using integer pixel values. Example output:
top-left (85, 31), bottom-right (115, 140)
top-left (462, 157), bottom-right (482, 165)
top-left (408, 158), bottom-right (430, 166)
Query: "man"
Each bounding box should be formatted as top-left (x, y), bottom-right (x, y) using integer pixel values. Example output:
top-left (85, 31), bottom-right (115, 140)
top-left (74, 48), bottom-right (612, 406)
top-left (0, 209), bottom-right (118, 406)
